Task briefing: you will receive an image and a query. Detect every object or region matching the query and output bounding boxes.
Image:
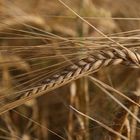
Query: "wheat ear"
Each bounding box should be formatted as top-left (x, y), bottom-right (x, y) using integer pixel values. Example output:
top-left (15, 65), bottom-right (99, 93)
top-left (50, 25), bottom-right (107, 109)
top-left (0, 48), bottom-right (140, 115)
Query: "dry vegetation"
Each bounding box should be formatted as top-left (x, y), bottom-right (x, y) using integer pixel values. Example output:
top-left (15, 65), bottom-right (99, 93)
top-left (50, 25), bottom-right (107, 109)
top-left (0, 0), bottom-right (140, 140)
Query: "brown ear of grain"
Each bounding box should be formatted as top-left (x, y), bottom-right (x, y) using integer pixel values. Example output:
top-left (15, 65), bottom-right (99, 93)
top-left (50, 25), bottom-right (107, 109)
top-left (0, 0), bottom-right (140, 140)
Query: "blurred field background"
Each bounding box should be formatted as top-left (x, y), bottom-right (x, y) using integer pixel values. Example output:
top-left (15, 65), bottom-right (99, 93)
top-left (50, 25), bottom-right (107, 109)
top-left (0, 0), bottom-right (140, 140)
